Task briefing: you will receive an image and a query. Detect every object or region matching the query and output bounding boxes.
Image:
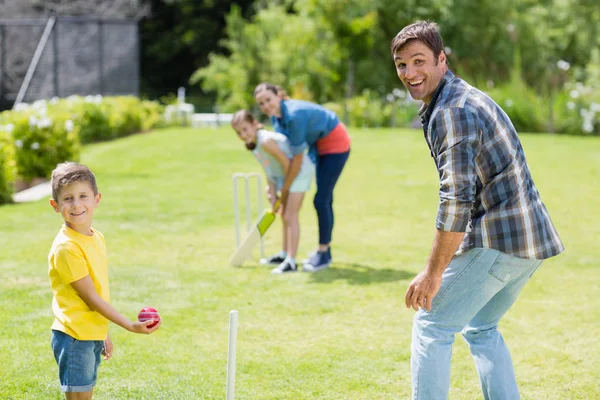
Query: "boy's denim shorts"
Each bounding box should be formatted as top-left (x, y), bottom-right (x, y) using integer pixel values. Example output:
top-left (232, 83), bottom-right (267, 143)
top-left (51, 329), bottom-right (104, 392)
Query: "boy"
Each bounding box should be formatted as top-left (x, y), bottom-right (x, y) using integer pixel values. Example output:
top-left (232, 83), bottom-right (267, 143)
top-left (48, 162), bottom-right (160, 400)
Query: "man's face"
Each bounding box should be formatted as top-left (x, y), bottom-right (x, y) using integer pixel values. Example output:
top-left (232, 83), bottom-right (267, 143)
top-left (393, 40), bottom-right (447, 104)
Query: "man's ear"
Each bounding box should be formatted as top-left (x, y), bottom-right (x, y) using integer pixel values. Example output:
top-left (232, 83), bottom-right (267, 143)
top-left (439, 51), bottom-right (447, 65)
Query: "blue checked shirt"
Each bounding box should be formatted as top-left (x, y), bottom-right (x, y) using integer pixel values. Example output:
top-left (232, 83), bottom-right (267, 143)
top-left (419, 70), bottom-right (564, 259)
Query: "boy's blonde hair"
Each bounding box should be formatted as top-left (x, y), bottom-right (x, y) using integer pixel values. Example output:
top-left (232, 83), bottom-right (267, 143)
top-left (51, 162), bottom-right (98, 201)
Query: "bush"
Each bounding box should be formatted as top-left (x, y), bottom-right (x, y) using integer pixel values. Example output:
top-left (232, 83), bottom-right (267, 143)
top-left (8, 111), bottom-right (80, 182)
top-left (485, 78), bottom-right (549, 133)
top-left (0, 95), bottom-right (165, 191)
top-left (0, 127), bottom-right (16, 204)
top-left (324, 89), bottom-right (419, 128)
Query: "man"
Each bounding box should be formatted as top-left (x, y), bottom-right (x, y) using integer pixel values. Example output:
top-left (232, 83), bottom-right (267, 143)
top-left (391, 21), bottom-right (564, 399)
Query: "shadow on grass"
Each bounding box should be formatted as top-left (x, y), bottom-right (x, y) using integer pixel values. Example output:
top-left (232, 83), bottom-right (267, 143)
top-left (308, 262), bottom-right (414, 285)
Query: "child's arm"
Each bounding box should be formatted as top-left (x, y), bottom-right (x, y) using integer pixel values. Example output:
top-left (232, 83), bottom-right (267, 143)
top-left (262, 139), bottom-right (291, 175)
top-left (266, 180), bottom-right (278, 208)
top-left (102, 333), bottom-right (113, 360)
top-left (71, 275), bottom-right (160, 334)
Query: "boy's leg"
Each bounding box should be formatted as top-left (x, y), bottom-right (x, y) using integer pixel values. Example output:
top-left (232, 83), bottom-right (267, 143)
top-left (283, 192), bottom-right (305, 258)
top-left (411, 248), bottom-right (513, 399)
top-left (66, 391), bottom-right (93, 400)
top-left (51, 330), bottom-right (103, 399)
top-left (461, 257), bottom-right (542, 400)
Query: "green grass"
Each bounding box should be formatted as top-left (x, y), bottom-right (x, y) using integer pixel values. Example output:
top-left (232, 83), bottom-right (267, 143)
top-left (0, 127), bottom-right (598, 399)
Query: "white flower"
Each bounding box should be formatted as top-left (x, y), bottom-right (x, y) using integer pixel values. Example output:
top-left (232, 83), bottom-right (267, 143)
top-left (386, 94), bottom-right (395, 102)
top-left (444, 46), bottom-right (452, 55)
top-left (94, 95), bottom-right (103, 103)
top-left (570, 90), bottom-right (580, 99)
top-left (557, 60), bottom-right (570, 71)
top-left (505, 99), bottom-right (514, 107)
top-left (3, 123), bottom-right (14, 133)
top-left (392, 88), bottom-right (403, 98)
top-left (50, 97), bottom-right (59, 105)
top-left (567, 101), bottom-right (576, 110)
top-left (32, 99), bottom-right (47, 111)
top-left (65, 120), bottom-right (74, 132)
top-left (85, 95), bottom-right (95, 103)
top-left (580, 108), bottom-right (591, 118)
top-left (28, 116), bottom-right (37, 128)
top-left (14, 103), bottom-right (30, 112)
top-left (15, 140), bottom-right (23, 148)
top-left (582, 121), bottom-right (594, 133)
top-left (37, 117), bottom-right (52, 129)
top-left (590, 103), bottom-right (600, 113)
top-left (31, 142), bottom-right (40, 150)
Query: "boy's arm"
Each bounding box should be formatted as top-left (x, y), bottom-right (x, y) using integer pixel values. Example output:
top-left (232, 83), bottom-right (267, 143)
top-left (71, 275), bottom-right (160, 334)
top-left (262, 138), bottom-right (300, 210)
top-left (266, 179), bottom-right (278, 208)
top-left (261, 139), bottom-right (290, 175)
top-left (103, 333), bottom-right (113, 360)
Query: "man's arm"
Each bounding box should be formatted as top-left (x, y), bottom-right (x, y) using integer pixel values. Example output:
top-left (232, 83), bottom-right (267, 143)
top-left (405, 107), bottom-right (479, 312)
top-left (71, 275), bottom-right (160, 334)
top-left (405, 229), bottom-right (465, 311)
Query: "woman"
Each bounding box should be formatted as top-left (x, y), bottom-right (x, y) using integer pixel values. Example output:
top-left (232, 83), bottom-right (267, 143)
top-left (254, 83), bottom-right (351, 272)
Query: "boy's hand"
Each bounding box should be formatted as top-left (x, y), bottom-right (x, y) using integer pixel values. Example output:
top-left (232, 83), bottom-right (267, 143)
top-left (102, 335), bottom-right (114, 360)
top-left (129, 318), bottom-right (162, 334)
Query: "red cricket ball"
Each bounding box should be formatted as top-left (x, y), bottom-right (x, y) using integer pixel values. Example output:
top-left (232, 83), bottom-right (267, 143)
top-left (138, 307), bottom-right (161, 328)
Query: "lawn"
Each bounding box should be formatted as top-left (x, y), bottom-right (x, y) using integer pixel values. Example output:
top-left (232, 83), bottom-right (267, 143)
top-left (0, 126), bottom-right (598, 399)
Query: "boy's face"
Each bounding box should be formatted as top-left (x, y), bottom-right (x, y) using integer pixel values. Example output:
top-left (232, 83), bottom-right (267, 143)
top-left (393, 40), bottom-right (447, 105)
top-left (50, 181), bottom-right (101, 235)
top-left (232, 119), bottom-right (259, 145)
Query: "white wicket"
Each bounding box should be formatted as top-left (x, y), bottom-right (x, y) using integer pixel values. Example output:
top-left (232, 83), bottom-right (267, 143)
top-left (226, 310), bottom-right (238, 400)
top-left (232, 172), bottom-right (265, 258)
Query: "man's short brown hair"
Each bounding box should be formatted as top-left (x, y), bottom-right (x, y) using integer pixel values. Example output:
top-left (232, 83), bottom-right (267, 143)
top-left (390, 21), bottom-right (444, 58)
top-left (51, 162), bottom-right (98, 201)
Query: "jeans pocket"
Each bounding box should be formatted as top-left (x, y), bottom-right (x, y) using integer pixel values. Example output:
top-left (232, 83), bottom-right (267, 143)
top-left (488, 252), bottom-right (510, 283)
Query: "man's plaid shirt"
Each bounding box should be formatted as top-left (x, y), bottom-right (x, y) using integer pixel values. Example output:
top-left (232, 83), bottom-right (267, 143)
top-left (419, 70), bottom-right (564, 259)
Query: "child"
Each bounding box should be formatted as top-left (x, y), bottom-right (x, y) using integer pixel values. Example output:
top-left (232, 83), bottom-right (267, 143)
top-left (231, 110), bottom-right (314, 274)
top-left (48, 162), bottom-right (160, 399)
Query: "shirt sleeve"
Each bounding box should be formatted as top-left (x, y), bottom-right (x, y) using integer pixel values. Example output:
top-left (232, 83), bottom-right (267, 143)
top-left (287, 113), bottom-right (309, 156)
top-left (430, 107), bottom-right (479, 232)
top-left (54, 242), bottom-right (89, 284)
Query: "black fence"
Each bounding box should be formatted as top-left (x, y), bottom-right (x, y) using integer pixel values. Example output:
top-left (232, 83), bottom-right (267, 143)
top-left (0, 16), bottom-right (139, 111)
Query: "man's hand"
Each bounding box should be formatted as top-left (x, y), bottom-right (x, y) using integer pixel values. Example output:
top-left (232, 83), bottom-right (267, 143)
top-left (405, 270), bottom-right (443, 312)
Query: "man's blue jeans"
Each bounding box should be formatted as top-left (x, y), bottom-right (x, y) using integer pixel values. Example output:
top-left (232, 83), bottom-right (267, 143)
top-left (411, 248), bottom-right (543, 400)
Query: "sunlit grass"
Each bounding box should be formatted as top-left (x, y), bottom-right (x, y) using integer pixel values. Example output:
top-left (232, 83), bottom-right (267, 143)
top-left (0, 127), bottom-right (598, 399)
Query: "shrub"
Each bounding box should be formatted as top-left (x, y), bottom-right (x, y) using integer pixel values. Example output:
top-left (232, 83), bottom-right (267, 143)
top-left (0, 127), bottom-right (17, 204)
top-left (9, 111), bottom-right (80, 182)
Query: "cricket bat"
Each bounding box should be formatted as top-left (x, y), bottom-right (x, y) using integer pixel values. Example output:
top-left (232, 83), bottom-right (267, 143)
top-left (229, 200), bottom-right (280, 266)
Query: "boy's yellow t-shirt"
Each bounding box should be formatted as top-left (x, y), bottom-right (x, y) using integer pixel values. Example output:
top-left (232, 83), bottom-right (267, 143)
top-left (48, 225), bottom-right (110, 340)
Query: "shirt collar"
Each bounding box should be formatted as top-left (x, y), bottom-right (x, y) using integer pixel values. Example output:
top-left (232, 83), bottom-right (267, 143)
top-left (418, 69), bottom-right (455, 121)
top-left (276, 99), bottom-right (288, 124)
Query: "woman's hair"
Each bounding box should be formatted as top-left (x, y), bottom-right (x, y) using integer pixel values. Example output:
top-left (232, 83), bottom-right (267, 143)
top-left (253, 82), bottom-right (290, 100)
top-left (231, 109), bottom-right (258, 150)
